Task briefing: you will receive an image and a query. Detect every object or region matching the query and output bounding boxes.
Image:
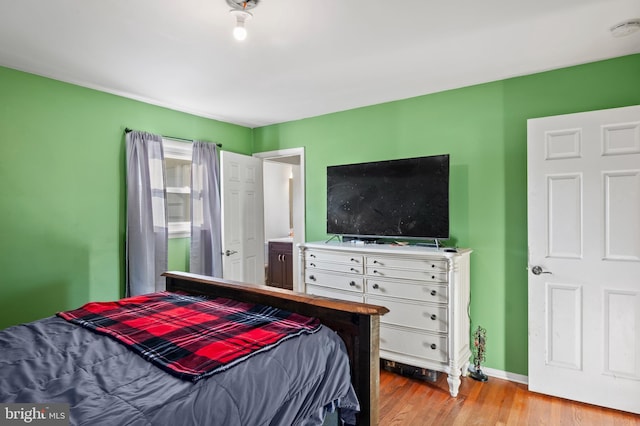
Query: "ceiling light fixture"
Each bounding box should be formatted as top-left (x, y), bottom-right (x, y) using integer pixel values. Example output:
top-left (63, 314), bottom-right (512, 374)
top-left (610, 19), bottom-right (640, 37)
top-left (227, 0), bottom-right (259, 41)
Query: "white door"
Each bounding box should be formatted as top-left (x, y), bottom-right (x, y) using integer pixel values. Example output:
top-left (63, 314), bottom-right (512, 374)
top-left (527, 105), bottom-right (640, 414)
top-left (220, 151), bottom-right (265, 284)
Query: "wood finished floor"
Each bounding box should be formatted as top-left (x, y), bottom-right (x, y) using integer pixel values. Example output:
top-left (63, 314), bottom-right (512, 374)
top-left (379, 370), bottom-right (640, 425)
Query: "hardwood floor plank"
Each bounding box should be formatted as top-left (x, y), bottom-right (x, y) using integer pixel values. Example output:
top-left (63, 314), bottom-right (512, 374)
top-left (378, 370), bottom-right (640, 425)
top-left (504, 384), bottom-right (529, 425)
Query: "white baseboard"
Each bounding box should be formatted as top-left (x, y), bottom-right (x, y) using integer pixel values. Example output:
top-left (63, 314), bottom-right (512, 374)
top-left (473, 366), bottom-right (529, 385)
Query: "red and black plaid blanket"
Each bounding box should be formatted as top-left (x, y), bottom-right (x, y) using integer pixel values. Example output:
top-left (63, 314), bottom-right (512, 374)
top-left (57, 292), bottom-right (321, 382)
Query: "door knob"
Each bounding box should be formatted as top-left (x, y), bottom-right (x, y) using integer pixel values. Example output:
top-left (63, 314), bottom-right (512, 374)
top-left (531, 265), bottom-right (552, 275)
top-left (224, 249), bottom-right (238, 257)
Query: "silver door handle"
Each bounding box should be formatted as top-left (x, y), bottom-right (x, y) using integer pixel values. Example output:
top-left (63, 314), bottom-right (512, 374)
top-left (531, 265), bottom-right (552, 275)
top-left (224, 250), bottom-right (238, 257)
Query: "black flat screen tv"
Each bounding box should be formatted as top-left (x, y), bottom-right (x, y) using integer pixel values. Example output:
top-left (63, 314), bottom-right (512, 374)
top-left (326, 154), bottom-right (449, 240)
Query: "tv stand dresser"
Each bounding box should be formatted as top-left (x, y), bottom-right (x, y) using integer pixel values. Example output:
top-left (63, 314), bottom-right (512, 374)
top-left (298, 241), bottom-right (472, 397)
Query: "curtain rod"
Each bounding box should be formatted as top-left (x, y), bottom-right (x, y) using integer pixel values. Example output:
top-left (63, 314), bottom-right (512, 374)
top-left (124, 128), bottom-right (222, 148)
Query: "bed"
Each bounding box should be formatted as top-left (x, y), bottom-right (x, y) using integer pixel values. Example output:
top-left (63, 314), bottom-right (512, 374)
top-left (0, 271), bottom-right (388, 425)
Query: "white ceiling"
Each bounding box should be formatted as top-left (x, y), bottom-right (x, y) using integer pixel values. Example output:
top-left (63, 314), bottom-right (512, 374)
top-left (0, 0), bottom-right (638, 128)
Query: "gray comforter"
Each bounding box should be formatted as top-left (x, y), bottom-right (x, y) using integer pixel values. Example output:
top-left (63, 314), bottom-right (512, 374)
top-left (0, 317), bottom-right (359, 425)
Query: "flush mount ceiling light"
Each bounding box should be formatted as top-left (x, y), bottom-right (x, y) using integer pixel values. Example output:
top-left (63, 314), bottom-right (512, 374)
top-left (610, 19), bottom-right (640, 37)
top-left (227, 0), bottom-right (259, 41)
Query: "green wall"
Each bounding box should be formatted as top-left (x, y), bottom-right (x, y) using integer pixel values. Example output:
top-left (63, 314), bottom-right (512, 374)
top-left (1, 55), bottom-right (638, 376)
top-left (253, 54), bottom-right (640, 376)
top-left (0, 66), bottom-right (252, 330)
top-left (168, 238), bottom-right (191, 272)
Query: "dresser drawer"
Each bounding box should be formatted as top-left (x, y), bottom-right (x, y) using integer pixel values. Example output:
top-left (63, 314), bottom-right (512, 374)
top-left (306, 285), bottom-right (364, 303)
top-left (366, 278), bottom-right (448, 304)
top-left (306, 250), bottom-right (364, 266)
top-left (306, 270), bottom-right (364, 293)
top-left (367, 295), bottom-right (448, 333)
top-left (380, 325), bottom-right (447, 363)
top-left (306, 260), bottom-right (363, 274)
top-left (367, 266), bottom-right (447, 283)
top-left (367, 256), bottom-right (447, 272)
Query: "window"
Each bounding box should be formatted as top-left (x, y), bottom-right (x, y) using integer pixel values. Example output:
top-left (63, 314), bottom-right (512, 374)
top-left (163, 139), bottom-right (192, 238)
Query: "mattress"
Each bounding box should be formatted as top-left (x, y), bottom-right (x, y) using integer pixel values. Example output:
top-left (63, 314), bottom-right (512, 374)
top-left (0, 316), bottom-right (359, 425)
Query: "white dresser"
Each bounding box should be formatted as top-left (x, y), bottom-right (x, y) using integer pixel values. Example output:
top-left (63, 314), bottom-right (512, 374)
top-left (299, 241), bottom-right (472, 397)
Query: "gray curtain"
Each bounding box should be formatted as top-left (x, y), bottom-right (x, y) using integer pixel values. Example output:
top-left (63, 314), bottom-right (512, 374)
top-left (190, 141), bottom-right (223, 277)
top-left (125, 131), bottom-right (168, 295)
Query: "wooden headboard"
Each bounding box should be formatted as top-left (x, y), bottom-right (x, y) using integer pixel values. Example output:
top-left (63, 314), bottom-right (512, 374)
top-left (163, 271), bottom-right (389, 425)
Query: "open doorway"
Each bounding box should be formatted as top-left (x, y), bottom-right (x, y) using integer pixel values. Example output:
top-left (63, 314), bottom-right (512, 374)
top-left (253, 148), bottom-right (305, 291)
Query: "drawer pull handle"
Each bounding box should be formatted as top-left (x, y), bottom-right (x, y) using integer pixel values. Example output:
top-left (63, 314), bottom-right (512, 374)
top-left (350, 267), bottom-right (358, 272)
top-left (373, 260), bottom-right (379, 264)
top-left (430, 314), bottom-right (437, 321)
top-left (310, 263), bottom-right (316, 267)
top-left (373, 270), bottom-right (379, 274)
top-left (431, 264), bottom-right (435, 268)
top-left (430, 290), bottom-right (437, 296)
top-left (310, 254), bottom-right (316, 258)
top-left (350, 258), bottom-right (357, 262)
top-left (309, 275), bottom-right (316, 281)
top-left (430, 343), bottom-right (437, 350)
top-left (372, 283), bottom-right (379, 289)
top-left (349, 281), bottom-right (357, 287)
top-left (431, 275), bottom-right (436, 279)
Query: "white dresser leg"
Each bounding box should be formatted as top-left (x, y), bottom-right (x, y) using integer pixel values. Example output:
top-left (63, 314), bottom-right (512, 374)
top-left (461, 360), bottom-right (470, 377)
top-left (447, 372), bottom-right (461, 397)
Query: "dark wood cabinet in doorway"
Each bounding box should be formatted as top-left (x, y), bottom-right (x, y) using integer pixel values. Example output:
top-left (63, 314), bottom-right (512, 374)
top-left (267, 241), bottom-right (293, 290)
